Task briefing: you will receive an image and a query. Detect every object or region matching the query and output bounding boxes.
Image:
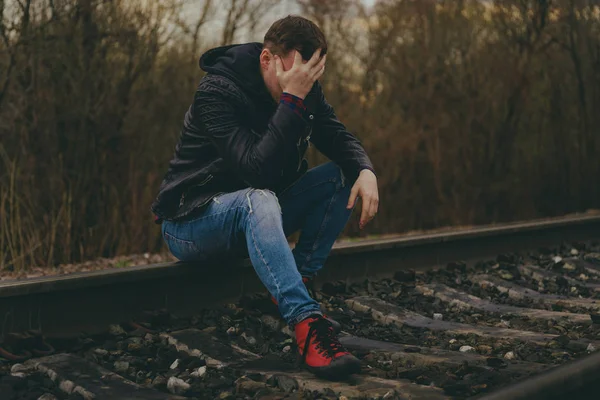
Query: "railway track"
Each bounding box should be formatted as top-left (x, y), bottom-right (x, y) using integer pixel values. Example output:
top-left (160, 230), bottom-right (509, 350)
top-left (1, 214), bottom-right (600, 399)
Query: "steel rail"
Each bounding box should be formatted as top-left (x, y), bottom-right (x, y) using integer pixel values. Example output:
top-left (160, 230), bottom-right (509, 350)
top-left (477, 349), bottom-right (600, 400)
top-left (0, 214), bottom-right (598, 339)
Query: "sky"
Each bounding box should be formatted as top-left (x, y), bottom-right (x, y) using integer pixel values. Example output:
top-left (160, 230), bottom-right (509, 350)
top-left (179, 0), bottom-right (379, 46)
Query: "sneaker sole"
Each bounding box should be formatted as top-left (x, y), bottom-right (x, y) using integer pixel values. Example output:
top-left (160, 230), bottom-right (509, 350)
top-left (305, 355), bottom-right (362, 381)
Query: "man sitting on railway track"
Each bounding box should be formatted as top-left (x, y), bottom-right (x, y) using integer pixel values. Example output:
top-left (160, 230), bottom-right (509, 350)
top-left (151, 15), bottom-right (378, 380)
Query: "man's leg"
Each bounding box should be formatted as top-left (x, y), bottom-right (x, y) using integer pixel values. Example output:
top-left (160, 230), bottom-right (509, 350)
top-left (161, 188), bottom-right (321, 326)
top-left (279, 162), bottom-right (353, 278)
top-left (163, 184), bottom-right (361, 379)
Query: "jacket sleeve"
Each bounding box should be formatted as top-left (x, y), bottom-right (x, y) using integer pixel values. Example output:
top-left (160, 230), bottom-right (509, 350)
top-left (195, 79), bottom-right (308, 188)
top-left (309, 82), bottom-right (375, 182)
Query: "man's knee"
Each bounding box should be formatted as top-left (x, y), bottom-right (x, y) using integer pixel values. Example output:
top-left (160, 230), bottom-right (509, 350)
top-left (246, 189), bottom-right (282, 216)
top-left (316, 162), bottom-right (347, 189)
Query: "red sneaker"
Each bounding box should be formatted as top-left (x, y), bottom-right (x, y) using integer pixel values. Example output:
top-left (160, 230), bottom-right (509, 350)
top-left (271, 277), bottom-right (342, 333)
top-left (295, 315), bottom-right (360, 380)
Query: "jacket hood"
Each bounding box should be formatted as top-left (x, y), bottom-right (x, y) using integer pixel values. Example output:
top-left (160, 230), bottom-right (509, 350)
top-left (199, 42), bottom-right (272, 100)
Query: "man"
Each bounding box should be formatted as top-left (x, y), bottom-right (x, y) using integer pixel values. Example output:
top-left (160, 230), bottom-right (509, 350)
top-left (151, 15), bottom-right (378, 380)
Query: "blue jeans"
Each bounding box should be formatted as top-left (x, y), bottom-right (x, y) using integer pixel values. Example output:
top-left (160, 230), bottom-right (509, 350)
top-left (161, 162), bottom-right (353, 326)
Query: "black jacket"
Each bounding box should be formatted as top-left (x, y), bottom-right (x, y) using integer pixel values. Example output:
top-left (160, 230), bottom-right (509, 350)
top-left (151, 43), bottom-right (374, 221)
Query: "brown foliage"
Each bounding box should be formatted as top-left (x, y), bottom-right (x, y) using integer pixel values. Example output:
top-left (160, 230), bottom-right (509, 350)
top-left (1, 0), bottom-right (599, 270)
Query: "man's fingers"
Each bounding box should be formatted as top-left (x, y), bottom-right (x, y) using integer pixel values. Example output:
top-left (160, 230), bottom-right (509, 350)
top-left (314, 54), bottom-right (326, 70)
top-left (311, 55), bottom-right (326, 78)
top-left (359, 194), bottom-right (379, 229)
top-left (347, 185), bottom-right (359, 209)
top-left (313, 65), bottom-right (325, 81)
top-left (306, 48), bottom-right (322, 68)
top-left (368, 196), bottom-right (379, 220)
top-left (359, 197), bottom-right (371, 228)
top-left (293, 50), bottom-right (303, 67)
top-left (275, 56), bottom-right (283, 76)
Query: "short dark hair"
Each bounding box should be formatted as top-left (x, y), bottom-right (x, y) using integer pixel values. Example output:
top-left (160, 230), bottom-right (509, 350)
top-left (263, 15), bottom-right (327, 60)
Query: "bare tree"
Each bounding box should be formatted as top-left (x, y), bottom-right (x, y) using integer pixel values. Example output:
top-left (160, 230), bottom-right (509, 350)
top-left (221, 0), bottom-right (280, 45)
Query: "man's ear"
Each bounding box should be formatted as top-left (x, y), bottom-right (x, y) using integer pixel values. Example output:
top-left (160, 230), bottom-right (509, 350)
top-left (259, 49), bottom-right (272, 71)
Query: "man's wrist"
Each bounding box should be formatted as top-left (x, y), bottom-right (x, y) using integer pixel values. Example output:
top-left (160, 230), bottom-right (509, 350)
top-left (359, 166), bottom-right (376, 177)
top-left (282, 90), bottom-right (305, 100)
top-left (280, 92), bottom-right (307, 118)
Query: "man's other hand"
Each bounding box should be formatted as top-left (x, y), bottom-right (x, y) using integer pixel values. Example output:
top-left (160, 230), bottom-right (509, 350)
top-left (347, 169), bottom-right (379, 229)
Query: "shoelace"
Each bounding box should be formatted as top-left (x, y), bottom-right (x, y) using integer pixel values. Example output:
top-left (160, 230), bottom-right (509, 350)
top-left (302, 317), bottom-right (344, 362)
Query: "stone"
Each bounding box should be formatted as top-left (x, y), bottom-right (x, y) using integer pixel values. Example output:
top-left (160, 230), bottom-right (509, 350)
top-left (219, 392), bottom-right (234, 399)
top-left (459, 346), bottom-right (475, 353)
top-left (500, 272), bottom-right (514, 280)
top-left (179, 371), bottom-right (191, 381)
top-left (563, 263), bottom-right (576, 271)
top-left (10, 364), bottom-right (29, 374)
top-left (553, 256), bottom-right (563, 264)
top-left (197, 365), bottom-right (208, 377)
top-left (241, 333), bottom-right (257, 345)
top-left (261, 315), bottom-right (282, 331)
top-left (226, 327), bottom-right (238, 335)
top-left (58, 379), bottom-right (75, 394)
top-left (571, 249), bottom-right (579, 256)
top-left (486, 357), bottom-right (507, 368)
top-left (127, 342), bottom-right (143, 352)
top-left (108, 324), bottom-right (127, 336)
top-left (93, 348), bottom-right (108, 356)
top-left (167, 377), bottom-right (190, 395)
top-left (275, 374), bottom-right (299, 393)
top-left (477, 345), bottom-right (492, 355)
top-left (185, 357), bottom-right (206, 370)
top-left (114, 361), bottom-right (129, 373)
top-left (236, 377), bottom-right (266, 394)
top-left (504, 351), bottom-right (515, 360)
top-left (38, 394), bottom-right (58, 400)
top-left (548, 341), bottom-right (561, 349)
top-left (449, 339), bottom-right (457, 344)
top-left (170, 359), bottom-right (179, 370)
top-left (567, 341), bottom-right (589, 352)
top-left (433, 313), bottom-right (443, 320)
top-left (128, 337), bottom-right (143, 345)
top-left (152, 375), bottom-right (168, 390)
top-left (587, 343), bottom-right (596, 352)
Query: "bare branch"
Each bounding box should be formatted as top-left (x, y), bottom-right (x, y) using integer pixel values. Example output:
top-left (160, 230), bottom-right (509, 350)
top-left (192, 0), bottom-right (213, 51)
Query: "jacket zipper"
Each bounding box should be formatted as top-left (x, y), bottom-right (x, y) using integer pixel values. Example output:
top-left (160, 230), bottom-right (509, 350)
top-left (295, 129), bottom-right (312, 172)
top-left (197, 175), bottom-right (213, 186)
